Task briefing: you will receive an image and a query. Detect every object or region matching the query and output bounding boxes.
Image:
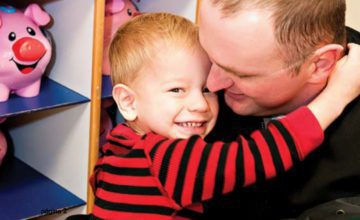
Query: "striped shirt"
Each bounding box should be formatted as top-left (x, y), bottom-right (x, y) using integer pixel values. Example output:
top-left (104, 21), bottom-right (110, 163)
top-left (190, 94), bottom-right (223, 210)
top-left (90, 106), bottom-right (323, 220)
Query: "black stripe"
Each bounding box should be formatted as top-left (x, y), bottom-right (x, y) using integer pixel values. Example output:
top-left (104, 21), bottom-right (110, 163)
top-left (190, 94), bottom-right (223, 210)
top-left (95, 197), bottom-right (174, 215)
top-left (94, 164), bottom-right (102, 171)
top-left (177, 207), bottom-right (203, 219)
top-left (192, 143), bottom-right (212, 203)
top-left (234, 140), bottom-right (244, 188)
top-left (214, 143), bottom-right (230, 196)
top-left (173, 136), bottom-right (198, 204)
top-left (260, 129), bottom-right (285, 175)
top-left (149, 138), bottom-right (167, 159)
top-left (98, 180), bottom-right (162, 195)
top-left (111, 134), bottom-right (127, 140)
top-left (104, 149), bottom-right (146, 158)
top-left (271, 120), bottom-right (300, 165)
top-left (102, 164), bottom-right (151, 176)
top-left (158, 139), bottom-right (182, 185)
top-left (125, 149), bottom-right (146, 158)
top-left (103, 150), bottom-right (115, 156)
top-left (108, 140), bottom-right (131, 149)
top-left (248, 139), bottom-right (265, 183)
top-left (89, 214), bottom-right (102, 220)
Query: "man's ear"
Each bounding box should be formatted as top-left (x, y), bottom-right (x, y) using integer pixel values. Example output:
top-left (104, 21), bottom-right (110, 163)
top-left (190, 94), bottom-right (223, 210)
top-left (112, 84), bottom-right (137, 121)
top-left (307, 44), bottom-right (343, 84)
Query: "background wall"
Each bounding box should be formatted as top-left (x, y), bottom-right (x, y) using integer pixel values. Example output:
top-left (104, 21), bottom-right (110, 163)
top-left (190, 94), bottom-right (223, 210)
top-left (346, 0), bottom-right (360, 31)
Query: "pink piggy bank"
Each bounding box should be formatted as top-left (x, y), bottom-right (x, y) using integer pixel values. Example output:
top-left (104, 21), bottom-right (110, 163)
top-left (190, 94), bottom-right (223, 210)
top-left (0, 4), bottom-right (52, 102)
top-left (102, 0), bottom-right (140, 75)
top-left (0, 118), bottom-right (7, 166)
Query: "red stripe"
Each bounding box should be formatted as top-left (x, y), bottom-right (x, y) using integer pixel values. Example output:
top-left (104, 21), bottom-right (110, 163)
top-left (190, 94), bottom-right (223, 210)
top-left (270, 124), bottom-right (293, 171)
top-left (202, 142), bottom-right (221, 200)
top-left (143, 133), bottom-right (166, 153)
top-left (164, 140), bottom-right (187, 198)
top-left (222, 142), bottom-right (237, 194)
top-left (251, 130), bottom-right (277, 179)
top-left (181, 139), bottom-right (205, 206)
top-left (103, 156), bottom-right (148, 168)
top-left (185, 202), bottom-right (203, 212)
top-left (279, 107), bottom-right (324, 159)
top-left (242, 138), bottom-right (256, 186)
top-left (102, 142), bottom-right (130, 155)
top-left (93, 205), bottom-right (172, 220)
top-left (174, 203), bottom-right (204, 220)
top-left (98, 173), bottom-right (158, 187)
top-left (148, 138), bottom-right (171, 177)
top-left (174, 216), bottom-right (191, 220)
top-left (96, 188), bottom-right (174, 207)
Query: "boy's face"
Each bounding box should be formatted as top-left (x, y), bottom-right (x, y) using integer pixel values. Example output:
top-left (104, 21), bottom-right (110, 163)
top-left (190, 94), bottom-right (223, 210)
top-left (131, 45), bottom-right (218, 139)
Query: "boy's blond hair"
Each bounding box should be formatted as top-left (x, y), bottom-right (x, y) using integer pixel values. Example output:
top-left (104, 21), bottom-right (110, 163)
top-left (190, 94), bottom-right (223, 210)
top-left (109, 12), bottom-right (200, 85)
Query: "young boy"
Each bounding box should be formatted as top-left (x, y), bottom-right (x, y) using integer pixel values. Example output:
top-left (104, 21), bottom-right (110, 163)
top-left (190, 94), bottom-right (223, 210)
top-left (90, 12), bottom-right (360, 220)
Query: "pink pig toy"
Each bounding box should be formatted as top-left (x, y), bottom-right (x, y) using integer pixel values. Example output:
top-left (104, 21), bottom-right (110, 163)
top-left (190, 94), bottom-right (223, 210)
top-left (102, 0), bottom-right (140, 75)
top-left (0, 117), bottom-right (7, 166)
top-left (0, 4), bottom-right (52, 102)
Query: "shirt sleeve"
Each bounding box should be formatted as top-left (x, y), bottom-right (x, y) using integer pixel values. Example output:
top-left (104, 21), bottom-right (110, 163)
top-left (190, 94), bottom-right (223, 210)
top-left (142, 106), bottom-right (324, 208)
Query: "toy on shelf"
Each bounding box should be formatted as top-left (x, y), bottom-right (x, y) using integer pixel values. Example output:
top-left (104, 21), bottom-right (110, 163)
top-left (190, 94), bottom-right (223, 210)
top-left (0, 118), bottom-right (7, 166)
top-left (102, 0), bottom-right (140, 75)
top-left (0, 4), bottom-right (52, 102)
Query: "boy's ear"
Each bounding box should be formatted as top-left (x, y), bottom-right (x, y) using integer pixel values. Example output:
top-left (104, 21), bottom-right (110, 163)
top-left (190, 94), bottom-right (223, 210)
top-left (112, 84), bottom-right (137, 121)
top-left (307, 44), bottom-right (343, 84)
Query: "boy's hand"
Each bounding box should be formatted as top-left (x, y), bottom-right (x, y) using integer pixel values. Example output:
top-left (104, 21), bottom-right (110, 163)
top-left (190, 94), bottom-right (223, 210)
top-left (307, 43), bottom-right (360, 130)
top-left (327, 43), bottom-right (360, 103)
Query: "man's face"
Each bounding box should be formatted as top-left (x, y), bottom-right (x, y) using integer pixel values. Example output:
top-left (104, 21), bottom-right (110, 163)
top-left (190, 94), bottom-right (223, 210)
top-left (199, 0), bottom-right (313, 116)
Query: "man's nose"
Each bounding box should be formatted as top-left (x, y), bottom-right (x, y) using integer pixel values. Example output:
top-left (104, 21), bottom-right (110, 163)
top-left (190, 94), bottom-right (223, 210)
top-left (207, 64), bottom-right (233, 92)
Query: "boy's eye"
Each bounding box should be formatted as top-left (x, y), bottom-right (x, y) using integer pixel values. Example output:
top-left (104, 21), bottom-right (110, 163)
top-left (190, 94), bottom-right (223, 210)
top-left (169, 88), bottom-right (183, 93)
top-left (202, 87), bottom-right (210, 93)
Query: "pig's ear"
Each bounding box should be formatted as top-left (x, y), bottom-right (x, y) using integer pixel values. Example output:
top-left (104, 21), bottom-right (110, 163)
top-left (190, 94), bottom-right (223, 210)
top-left (105, 0), bottom-right (125, 14)
top-left (24, 4), bottom-right (50, 26)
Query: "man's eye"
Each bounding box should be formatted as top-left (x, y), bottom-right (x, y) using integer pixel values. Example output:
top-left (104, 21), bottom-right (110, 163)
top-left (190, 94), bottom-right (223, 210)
top-left (203, 87), bottom-right (210, 93)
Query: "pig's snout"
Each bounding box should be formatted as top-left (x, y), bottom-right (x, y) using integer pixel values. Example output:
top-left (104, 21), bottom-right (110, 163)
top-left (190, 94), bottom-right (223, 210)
top-left (12, 37), bottom-right (46, 62)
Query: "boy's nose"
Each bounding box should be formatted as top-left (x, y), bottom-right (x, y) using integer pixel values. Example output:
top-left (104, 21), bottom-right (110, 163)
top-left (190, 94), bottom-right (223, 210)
top-left (187, 93), bottom-right (209, 113)
top-left (207, 64), bottom-right (234, 92)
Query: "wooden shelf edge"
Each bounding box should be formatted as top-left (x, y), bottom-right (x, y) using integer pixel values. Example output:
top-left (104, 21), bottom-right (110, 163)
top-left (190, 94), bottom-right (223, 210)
top-left (87, 0), bottom-right (105, 213)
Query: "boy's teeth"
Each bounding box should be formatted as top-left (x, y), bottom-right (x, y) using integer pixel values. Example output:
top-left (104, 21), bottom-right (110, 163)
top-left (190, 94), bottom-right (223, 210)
top-left (179, 122), bottom-right (203, 127)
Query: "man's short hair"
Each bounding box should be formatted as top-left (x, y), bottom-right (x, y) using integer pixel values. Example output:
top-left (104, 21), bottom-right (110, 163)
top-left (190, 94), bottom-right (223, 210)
top-left (210, 0), bottom-right (346, 73)
top-left (109, 12), bottom-right (200, 85)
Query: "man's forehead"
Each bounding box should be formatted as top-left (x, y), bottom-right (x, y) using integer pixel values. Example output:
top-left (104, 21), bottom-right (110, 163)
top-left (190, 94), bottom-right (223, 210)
top-left (199, 0), bottom-right (296, 76)
top-left (213, 56), bottom-right (292, 77)
top-left (204, 0), bottom-right (273, 18)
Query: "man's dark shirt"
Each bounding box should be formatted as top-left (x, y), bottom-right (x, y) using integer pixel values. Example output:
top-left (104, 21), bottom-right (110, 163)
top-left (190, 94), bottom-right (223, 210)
top-left (203, 27), bottom-right (360, 220)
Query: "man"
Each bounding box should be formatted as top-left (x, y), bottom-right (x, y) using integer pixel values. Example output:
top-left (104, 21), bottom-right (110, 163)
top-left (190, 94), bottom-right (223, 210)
top-left (199, 0), bottom-right (360, 219)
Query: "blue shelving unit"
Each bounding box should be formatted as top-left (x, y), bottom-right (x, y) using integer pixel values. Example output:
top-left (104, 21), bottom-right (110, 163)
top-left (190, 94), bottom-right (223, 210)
top-left (101, 75), bottom-right (112, 99)
top-left (0, 76), bottom-right (90, 218)
top-left (0, 77), bottom-right (89, 118)
top-left (0, 158), bottom-right (85, 219)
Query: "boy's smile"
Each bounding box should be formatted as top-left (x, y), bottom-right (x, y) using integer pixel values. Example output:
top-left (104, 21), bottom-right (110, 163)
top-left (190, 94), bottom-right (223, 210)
top-left (129, 45), bottom-right (219, 139)
top-left (175, 120), bottom-right (210, 137)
